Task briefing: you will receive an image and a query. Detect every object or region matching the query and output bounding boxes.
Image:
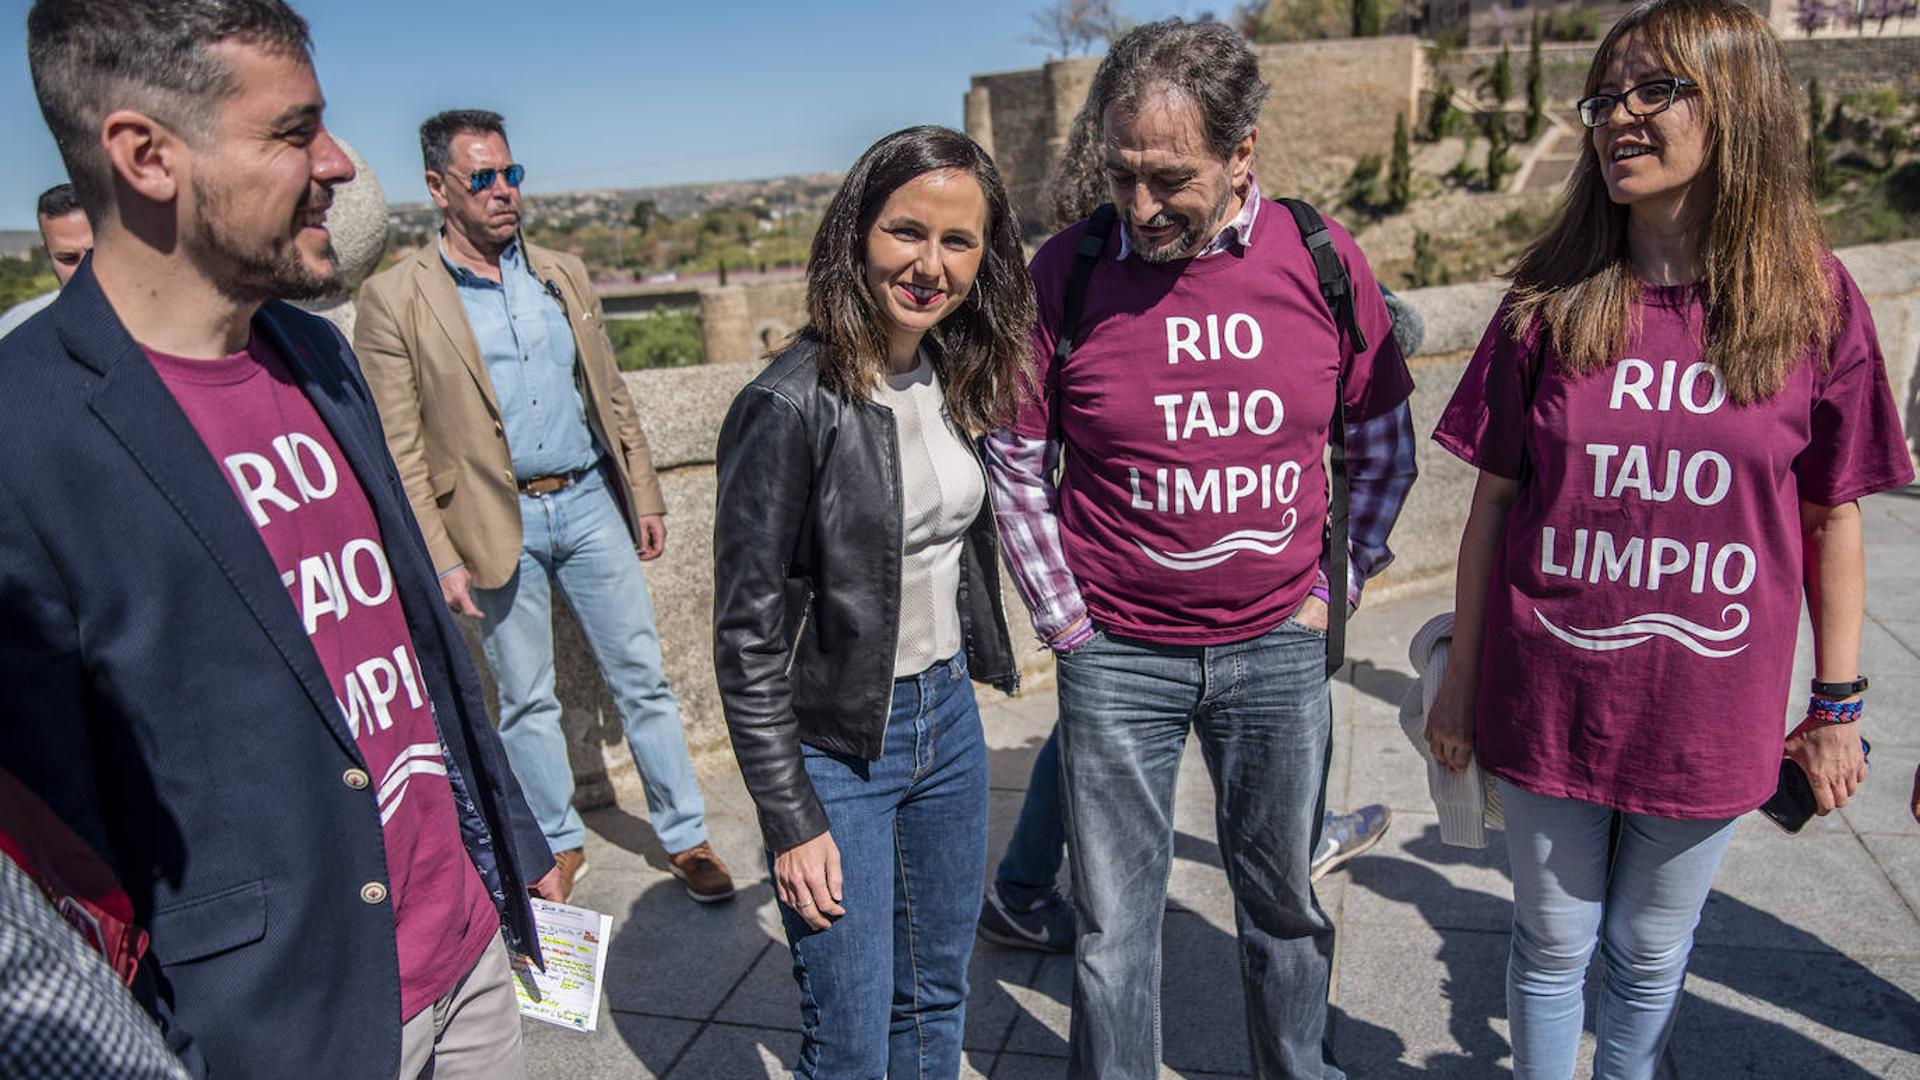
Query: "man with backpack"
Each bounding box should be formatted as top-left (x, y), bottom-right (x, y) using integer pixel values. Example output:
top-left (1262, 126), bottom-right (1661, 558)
top-left (985, 19), bottom-right (1418, 1078)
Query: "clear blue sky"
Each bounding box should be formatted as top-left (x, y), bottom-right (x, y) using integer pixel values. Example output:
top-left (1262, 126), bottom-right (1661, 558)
top-left (0, 0), bottom-right (1213, 229)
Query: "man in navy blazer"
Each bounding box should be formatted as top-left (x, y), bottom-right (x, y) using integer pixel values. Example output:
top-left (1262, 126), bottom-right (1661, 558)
top-left (1, 2), bottom-right (556, 1077)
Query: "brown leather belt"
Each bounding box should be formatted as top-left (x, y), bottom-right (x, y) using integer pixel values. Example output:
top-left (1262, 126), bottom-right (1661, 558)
top-left (516, 465), bottom-right (594, 496)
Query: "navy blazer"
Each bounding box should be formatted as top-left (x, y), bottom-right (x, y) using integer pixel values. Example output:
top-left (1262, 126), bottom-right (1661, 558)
top-left (0, 262), bottom-right (552, 1078)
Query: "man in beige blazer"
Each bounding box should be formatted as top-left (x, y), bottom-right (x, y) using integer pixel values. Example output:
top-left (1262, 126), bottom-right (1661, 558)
top-left (356, 109), bottom-right (732, 904)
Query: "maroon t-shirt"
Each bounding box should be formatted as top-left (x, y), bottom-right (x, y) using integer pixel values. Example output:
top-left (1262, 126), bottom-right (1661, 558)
top-left (1434, 265), bottom-right (1914, 818)
top-left (148, 337), bottom-right (499, 1019)
top-left (1012, 206), bottom-right (1414, 644)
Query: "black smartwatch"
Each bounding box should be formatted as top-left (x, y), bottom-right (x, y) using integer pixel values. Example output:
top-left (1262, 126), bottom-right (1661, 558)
top-left (1810, 676), bottom-right (1869, 698)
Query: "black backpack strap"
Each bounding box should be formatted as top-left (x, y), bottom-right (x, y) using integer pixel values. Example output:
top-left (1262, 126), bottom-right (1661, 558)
top-left (1278, 198), bottom-right (1367, 355)
top-left (1055, 203), bottom-right (1118, 367)
top-left (1277, 198), bottom-right (1361, 679)
top-left (1044, 203), bottom-right (1117, 472)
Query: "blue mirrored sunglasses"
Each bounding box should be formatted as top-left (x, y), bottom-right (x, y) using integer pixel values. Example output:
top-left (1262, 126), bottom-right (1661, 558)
top-left (454, 163), bottom-right (525, 194)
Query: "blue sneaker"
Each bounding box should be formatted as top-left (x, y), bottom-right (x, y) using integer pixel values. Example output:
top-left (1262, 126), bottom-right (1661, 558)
top-left (1311, 804), bottom-right (1393, 882)
top-left (977, 882), bottom-right (1076, 953)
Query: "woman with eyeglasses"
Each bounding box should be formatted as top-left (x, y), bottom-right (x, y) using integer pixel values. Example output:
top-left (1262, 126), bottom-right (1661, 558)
top-left (712, 126), bottom-right (1032, 1078)
top-left (1424, 0), bottom-right (1913, 1075)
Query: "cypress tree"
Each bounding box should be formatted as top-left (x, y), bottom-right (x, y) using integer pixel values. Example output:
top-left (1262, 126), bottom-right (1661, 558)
top-left (1410, 230), bottom-right (1442, 288)
top-left (1525, 15), bottom-right (1546, 141)
top-left (1388, 113), bottom-right (1414, 212)
top-left (1352, 0), bottom-right (1382, 37)
top-left (1486, 115), bottom-right (1511, 191)
top-left (1808, 78), bottom-right (1836, 199)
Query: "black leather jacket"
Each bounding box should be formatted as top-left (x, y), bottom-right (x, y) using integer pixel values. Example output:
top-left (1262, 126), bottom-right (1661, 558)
top-left (713, 338), bottom-right (1019, 850)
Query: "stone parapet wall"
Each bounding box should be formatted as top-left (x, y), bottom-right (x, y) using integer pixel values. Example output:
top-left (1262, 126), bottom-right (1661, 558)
top-left (503, 240), bottom-right (1920, 812)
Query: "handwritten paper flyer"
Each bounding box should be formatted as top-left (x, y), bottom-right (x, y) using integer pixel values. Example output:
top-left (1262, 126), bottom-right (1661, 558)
top-left (511, 898), bottom-right (612, 1032)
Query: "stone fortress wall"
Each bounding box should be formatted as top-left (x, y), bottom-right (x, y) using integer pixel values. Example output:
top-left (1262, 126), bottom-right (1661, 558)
top-left (962, 34), bottom-right (1920, 243)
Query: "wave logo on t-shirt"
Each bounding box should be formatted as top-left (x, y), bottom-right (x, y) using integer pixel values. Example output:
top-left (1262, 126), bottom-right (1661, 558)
top-left (1124, 314), bottom-right (1308, 572)
top-left (379, 743), bottom-right (450, 825)
top-left (1531, 358), bottom-right (1754, 658)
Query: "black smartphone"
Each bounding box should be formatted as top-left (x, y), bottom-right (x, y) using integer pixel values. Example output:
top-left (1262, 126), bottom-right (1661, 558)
top-left (1759, 737), bottom-right (1871, 834)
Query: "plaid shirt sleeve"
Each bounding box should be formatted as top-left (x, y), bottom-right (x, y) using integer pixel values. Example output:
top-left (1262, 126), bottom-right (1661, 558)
top-left (0, 855), bottom-right (192, 1080)
top-left (1312, 400), bottom-right (1419, 612)
top-left (982, 429), bottom-right (1095, 653)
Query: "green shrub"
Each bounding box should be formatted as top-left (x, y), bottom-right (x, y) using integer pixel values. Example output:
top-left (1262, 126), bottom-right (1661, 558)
top-left (0, 253), bottom-right (56, 311)
top-left (606, 309), bottom-right (705, 370)
top-left (1886, 161), bottom-right (1920, 215)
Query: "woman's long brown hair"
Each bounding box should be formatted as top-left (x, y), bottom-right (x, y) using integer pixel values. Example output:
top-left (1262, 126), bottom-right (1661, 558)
top-left (1506, 0), bottom-right (1834, 404)
top-left (798, 126), bottom-right (1036, 435)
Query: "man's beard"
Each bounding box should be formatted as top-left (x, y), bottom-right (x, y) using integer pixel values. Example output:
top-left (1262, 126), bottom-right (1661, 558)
top-left (189, 174), bottom-right (340, 304)
top-left (1125, 179), bottom-right (1235, 264)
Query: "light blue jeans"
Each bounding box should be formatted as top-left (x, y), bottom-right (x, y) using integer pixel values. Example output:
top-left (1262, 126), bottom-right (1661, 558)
top-left (1498, 779), bottom-right (1738, 1080)
top-left (776, 653), bottom-right (988, 1080)
top-left (472, 465), bottom-right (706, 854)
top-left (1056, 619), bottom-right (1342, 1080)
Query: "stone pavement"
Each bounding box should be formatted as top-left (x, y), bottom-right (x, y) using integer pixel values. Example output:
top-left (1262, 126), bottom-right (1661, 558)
top-left (524, 489), bottom-right (1920, 1079)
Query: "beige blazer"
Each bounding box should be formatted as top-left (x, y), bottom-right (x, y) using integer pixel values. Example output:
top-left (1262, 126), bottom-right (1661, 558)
top-left (355, 239), bottom-right (667, 590)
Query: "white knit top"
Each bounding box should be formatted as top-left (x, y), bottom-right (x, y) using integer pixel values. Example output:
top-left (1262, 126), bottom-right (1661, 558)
top-left (874, 354), bottom-right (985, 678)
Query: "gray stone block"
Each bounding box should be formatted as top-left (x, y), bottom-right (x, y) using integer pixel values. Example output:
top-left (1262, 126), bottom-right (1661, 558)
top-left (622, 363), bottom-right (758, 472)
top-left (1328, 920), bottom-right (1515, 1074)
top-left (999, 953), bottom-right (1073, 1057)
top-left (597, 877), bottom-right (779, 1020)
top-left (1668, 949), bottom-right (1920, 1079)
top-left (1398, 281), bottom-right (1507, 357)
top-left (1863, 834), bottom-right (1920, 919)
top-left (1700, 826), bottom-right (1920, 957)
top-left (661, 1021), bottom-right (800, 1078)
top-left (1341, 722), bottom-right (1440, 818)
top-left (523, 1010), bottom-right (696, 1080)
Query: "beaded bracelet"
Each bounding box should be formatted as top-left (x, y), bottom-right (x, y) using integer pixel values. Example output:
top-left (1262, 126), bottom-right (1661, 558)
top-left (1807, 697), bottom-right (1864, 724)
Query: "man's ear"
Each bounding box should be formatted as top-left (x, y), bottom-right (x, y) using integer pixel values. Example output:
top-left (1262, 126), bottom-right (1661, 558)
top-left (101, 109), bottom-right (185, 205)
top-left (426, 171), bottom-right (450, 212)
top-left (1229, 128), bottom-right (1257, 190)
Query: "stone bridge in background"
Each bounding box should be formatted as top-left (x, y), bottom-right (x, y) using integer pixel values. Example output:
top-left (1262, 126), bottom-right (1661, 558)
top-left (526, 240), bottom-right (1920, 815)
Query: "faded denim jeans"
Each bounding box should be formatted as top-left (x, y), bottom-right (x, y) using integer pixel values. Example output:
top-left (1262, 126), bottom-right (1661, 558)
top-left (472, 465), bottom-right (707, 854)
top-left (1056, 618), bottom-right (1343, 1080)
top-left (1499, 780), bottom-right (1738, 1080)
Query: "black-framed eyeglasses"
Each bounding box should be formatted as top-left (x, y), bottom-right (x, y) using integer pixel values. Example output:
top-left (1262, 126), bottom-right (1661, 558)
top-left (1576, 78), bottom-right (1698, 128)
top-left (448, 163), bottom-right (526, 194)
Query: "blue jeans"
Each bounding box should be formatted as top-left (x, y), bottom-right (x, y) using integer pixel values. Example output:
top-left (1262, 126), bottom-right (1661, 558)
top-left (471, 465), bottom-right (706, 854)
top-left (1499, 780), bottom-right (1737, 1080)
top-left (1056, 619), bottom-right (1341, 1080)
top-left (777, 653), bottom-right (989, 1080)
top-left (994, 723), bottom-right (1066, 906)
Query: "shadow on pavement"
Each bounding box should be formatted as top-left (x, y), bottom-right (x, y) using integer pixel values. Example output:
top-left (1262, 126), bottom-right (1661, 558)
top-left (1343, 657), bottom-right (1416, 712)
top-left (1337, 820), bottom-right (1914, 1076)
top-left (589, 805), bottom-right (675, 874)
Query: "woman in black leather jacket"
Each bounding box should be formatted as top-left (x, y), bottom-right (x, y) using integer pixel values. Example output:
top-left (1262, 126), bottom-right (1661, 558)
top-left (712, 126), bottom-right (1033, 1079)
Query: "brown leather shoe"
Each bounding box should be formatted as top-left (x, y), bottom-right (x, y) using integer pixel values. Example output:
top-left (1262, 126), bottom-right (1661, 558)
top-left (667, 842), bottom-right (735, 903)
top-left (553, 847), bottom-right (589, 903)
